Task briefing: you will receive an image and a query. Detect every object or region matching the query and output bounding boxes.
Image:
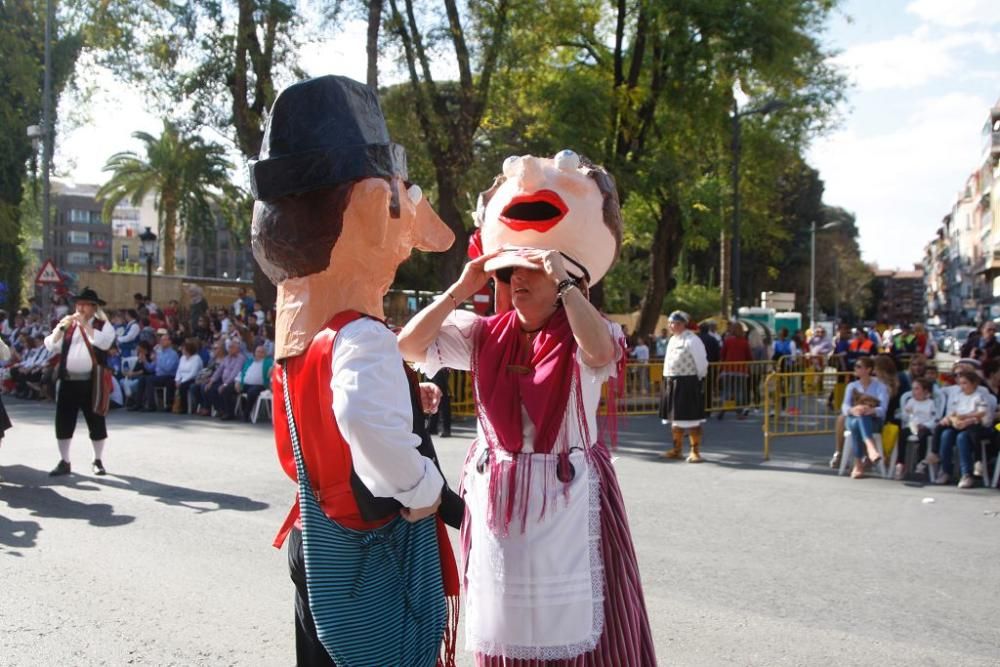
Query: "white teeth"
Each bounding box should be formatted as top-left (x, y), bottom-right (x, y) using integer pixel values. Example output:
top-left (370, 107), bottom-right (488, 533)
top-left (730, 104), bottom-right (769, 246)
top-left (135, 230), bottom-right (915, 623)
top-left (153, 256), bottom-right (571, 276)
top-left (407, 184), bottom-right (423, 205)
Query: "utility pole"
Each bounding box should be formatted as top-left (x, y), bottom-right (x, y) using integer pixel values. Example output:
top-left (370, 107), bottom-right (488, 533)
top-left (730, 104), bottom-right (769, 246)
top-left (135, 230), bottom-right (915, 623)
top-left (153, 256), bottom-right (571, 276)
top-left (42, 0), bottom-right (54, 271)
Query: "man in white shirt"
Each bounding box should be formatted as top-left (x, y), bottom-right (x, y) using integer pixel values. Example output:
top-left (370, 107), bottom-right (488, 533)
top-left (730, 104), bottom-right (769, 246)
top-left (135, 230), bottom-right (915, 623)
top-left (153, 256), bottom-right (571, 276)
top-left (43, 287), bottom-right (116, 476)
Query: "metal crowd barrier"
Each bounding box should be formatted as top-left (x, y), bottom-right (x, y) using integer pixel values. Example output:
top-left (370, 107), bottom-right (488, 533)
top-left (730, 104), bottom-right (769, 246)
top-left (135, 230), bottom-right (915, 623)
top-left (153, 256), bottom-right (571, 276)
top-left (444, 352), bottom-right (958, 421)
top-left (446, 355), bottom-right (820, 418)
top-left (762, 370), bottom-right (855, 460)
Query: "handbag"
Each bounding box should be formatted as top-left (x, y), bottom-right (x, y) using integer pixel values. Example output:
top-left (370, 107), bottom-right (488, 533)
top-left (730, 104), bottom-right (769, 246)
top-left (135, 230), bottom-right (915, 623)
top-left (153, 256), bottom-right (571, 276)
top-left (80, 326), bottom-right (113, 417)
top-left (279, 363), bottom-right (446, 667)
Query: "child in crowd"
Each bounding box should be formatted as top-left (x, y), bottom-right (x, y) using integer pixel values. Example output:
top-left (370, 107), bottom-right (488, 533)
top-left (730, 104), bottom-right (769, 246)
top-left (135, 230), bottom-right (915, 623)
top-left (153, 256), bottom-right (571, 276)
top-left (899, 377), bottom-right (939, 480)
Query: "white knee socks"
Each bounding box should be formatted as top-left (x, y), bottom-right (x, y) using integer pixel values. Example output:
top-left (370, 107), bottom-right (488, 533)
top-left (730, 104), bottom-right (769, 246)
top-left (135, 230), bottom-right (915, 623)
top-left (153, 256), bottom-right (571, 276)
top-left (58, 439), bottom-right (71, 462)
top-left (91, 439), bottom-right (106, 461)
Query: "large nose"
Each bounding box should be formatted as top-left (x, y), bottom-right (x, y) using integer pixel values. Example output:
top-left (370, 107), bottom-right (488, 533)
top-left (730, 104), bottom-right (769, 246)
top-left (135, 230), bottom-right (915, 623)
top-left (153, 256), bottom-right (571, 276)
top-left (412, 197), bottom-right (455, 252)
top-left (514, 156), bottom-right (546, 191)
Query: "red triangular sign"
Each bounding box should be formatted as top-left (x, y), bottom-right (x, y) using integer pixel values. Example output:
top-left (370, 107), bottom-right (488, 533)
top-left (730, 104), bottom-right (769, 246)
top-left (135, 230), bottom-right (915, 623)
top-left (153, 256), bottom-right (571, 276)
top-left (35, 260), bottom-right (63, 285)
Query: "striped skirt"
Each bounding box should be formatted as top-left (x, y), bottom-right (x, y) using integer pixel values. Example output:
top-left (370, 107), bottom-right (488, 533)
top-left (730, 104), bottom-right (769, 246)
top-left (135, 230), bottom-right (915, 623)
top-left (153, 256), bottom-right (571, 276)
top-left (474, 443), bottom-right (657, 666)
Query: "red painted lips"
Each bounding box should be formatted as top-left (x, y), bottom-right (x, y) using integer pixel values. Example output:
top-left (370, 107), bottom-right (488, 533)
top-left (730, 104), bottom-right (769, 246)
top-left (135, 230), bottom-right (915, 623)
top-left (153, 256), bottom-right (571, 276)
top-left (499, 190), bottom-right (568, 233)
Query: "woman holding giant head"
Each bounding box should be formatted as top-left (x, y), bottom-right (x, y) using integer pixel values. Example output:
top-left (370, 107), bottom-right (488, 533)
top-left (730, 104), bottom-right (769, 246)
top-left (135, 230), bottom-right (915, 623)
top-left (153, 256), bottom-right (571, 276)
top-left (399, 151), bottom-right (656, 666)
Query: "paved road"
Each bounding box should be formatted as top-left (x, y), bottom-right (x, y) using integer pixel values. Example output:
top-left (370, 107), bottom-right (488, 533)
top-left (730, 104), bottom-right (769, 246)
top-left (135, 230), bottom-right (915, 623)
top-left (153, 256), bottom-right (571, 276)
top-left (1, 399), bottom-right (998, 666)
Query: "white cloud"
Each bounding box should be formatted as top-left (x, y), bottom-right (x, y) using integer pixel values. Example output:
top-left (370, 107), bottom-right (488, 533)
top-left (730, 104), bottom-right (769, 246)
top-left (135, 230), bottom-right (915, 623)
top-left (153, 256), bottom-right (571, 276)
top-left (834, 26), bottom-right (1000, 91)
top-left (906, 0), bottom-right (1000, 28)
top-left (808, 92), bottom-right (994, 269)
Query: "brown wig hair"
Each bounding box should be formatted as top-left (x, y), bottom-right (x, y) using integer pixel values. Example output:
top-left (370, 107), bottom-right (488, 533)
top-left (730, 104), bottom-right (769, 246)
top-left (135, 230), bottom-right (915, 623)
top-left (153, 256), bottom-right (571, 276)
top-left (251, 181), bottom-right (354, 283)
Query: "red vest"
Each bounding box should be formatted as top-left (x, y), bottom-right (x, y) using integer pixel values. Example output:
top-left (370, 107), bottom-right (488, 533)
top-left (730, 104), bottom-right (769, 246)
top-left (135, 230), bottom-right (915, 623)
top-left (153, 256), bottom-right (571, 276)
top-left (272, 311), bottom-right (393, 547)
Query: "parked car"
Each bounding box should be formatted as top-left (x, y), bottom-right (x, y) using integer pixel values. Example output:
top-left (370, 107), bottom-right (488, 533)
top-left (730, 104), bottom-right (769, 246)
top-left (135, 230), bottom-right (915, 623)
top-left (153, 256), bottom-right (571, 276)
top-left (944, 326), bottom-right (976, 355)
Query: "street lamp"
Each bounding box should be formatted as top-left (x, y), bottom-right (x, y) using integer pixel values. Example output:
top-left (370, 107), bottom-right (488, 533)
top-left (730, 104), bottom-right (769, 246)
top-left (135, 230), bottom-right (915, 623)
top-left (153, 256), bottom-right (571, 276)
top-left (731, 94), bottom-right (788, 317)
top-left (139, 226), bottom-right (158, 302)
top-left (809, 220), bottom-right (842, 329)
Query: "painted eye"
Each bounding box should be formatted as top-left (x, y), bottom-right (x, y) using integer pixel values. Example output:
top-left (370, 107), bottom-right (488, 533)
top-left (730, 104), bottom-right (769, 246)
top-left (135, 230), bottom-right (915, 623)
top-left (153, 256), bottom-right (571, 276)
top-left (502, 155), bottom-right (520, 177)
top-left (407, 183), bottom-right (422, 205)
top-left (554, 149), bottom-right (580, 171)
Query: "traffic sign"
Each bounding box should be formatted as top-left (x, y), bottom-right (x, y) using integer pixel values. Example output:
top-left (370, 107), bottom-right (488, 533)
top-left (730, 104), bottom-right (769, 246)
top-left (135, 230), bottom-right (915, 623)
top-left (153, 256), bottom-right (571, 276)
top-left (35, 259), bottom-right (64, 285)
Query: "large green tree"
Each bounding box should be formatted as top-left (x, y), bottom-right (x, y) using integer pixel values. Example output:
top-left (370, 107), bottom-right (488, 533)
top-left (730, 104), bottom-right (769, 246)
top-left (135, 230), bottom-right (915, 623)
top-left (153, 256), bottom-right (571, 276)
top-left (0, 0), bottom-right (82, 310)
top-left (97, 121), bottom-right (234, 275)
top-left (86, 0), bottom-right (301, 303)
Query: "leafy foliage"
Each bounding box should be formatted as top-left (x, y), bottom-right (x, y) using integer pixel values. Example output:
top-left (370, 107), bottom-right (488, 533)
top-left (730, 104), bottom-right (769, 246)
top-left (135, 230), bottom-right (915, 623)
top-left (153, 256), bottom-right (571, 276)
top-left (0, 0), bottom-right (82, 311)
top-left (97, 121), bottom-right (235, 274)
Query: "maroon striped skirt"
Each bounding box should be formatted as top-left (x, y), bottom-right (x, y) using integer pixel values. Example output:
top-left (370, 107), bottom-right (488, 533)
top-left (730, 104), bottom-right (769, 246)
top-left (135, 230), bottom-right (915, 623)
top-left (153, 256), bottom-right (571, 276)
top-left (474, 443), bottom-right (657, 666)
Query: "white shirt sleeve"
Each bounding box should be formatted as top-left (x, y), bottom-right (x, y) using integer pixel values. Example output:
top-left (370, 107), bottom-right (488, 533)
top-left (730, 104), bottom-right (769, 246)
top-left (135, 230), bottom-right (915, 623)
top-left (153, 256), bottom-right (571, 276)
top-left (577, 320), bottom-right (624, 384)
top-left (44, 327), bottom-right (65, 353)
top-left (415, 309), bottom-right (479, 378)
top-left (689, 333), bottom-right (709, 379)
top-left (332, 319), bottom-right (444, 509)
top-left (118, 322), bottom-right (140, 345)
top-left (91, 319), bottom-right (116, 351)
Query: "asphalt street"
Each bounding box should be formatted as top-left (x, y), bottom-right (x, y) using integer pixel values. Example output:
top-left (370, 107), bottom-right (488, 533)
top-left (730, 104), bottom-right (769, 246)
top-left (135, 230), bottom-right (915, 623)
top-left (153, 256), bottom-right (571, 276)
top-left (1, 399), bottom-right (998, 666)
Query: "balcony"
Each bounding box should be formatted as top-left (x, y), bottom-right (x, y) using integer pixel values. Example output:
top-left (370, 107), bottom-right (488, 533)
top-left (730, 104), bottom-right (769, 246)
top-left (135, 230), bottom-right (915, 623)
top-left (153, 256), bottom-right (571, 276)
top-left (977, 249), bottom-right (1000, 276)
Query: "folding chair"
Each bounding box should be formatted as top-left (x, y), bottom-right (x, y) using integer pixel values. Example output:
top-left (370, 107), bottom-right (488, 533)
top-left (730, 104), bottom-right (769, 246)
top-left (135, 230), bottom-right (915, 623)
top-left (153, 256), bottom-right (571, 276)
top-left (839, 431), bottom-right (887, 478)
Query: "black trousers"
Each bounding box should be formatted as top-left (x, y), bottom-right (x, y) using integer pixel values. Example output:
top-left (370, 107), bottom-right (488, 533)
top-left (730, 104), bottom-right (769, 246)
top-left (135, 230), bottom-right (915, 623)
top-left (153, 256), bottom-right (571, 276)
top-left (288, 528), bottom-right (337, 667)
top-left (426, 369), bottom-right (451, 435)
top-left (55, 379), bottom-right (107, 440)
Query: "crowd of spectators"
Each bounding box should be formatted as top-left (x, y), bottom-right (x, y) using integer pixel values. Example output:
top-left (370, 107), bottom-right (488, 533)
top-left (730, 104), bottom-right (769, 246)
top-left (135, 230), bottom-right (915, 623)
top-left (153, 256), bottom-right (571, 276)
top-left (618, 315), bottom-right (1000, 489)
top-left (0, 286), bottom-right (276, 424)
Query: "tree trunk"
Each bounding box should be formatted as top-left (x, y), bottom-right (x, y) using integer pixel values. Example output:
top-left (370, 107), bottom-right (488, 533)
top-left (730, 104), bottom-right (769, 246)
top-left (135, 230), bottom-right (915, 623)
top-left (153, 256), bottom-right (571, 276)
top-left (366, 0), bottom-right (383, 88)
top-left (162, 195), bottom-right (177, 275)
top-left (636, 197), bottom-right (684, 337)
top-left (433, 167), bottom-right (469, 286)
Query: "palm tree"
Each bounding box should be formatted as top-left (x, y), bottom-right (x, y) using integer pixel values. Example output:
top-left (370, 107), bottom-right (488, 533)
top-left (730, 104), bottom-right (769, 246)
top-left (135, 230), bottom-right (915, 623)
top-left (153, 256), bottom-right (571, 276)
top-left (97, 120), bottom-right (234, 274)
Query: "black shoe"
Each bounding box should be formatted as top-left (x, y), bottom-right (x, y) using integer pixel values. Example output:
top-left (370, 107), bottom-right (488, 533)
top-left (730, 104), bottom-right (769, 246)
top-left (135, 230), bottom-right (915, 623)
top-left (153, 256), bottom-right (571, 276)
top-left (49, 460), bottom-right (71, 476)
top-left (127, 405), bottom-right (141, 411)
top-left (92, 459), bottom-right (107, 476)
top-left (440, 430), bottom-right (451, 438)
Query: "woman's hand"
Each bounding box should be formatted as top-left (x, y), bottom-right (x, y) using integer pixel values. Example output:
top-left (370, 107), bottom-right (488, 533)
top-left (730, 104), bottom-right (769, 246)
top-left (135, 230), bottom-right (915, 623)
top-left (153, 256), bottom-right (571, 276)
top-left (514, 248), bottom-right (572, 284)
top-left (450, 252), bottom-right (498, 302)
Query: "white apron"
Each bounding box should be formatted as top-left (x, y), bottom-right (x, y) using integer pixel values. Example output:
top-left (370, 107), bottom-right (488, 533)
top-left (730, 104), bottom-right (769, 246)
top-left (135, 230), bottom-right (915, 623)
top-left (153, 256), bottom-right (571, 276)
top-left (463, 444), bottom-right (603, 660)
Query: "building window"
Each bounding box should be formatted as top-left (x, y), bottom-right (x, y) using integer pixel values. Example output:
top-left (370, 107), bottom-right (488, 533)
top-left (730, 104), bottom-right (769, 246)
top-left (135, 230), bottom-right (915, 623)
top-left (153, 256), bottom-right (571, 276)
top-left (67, 251), bottom-right (90, 265)
top-left (68, 209), bottom-right (102, 224)
top-left (121, 246), bottom-right (129, 262)
top-left (67, 230), bottom-right (90, 245)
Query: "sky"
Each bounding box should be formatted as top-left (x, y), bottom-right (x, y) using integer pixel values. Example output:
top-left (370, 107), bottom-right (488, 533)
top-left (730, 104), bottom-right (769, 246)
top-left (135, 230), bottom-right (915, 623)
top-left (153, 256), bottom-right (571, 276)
top-left (55, 1), bottom-right (1000, 272)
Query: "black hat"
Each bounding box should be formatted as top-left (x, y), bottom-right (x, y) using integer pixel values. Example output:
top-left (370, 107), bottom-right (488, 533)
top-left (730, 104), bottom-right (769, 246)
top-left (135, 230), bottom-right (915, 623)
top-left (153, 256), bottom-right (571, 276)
top-left (73, 287), bottom-right (106, 306)
top-left (248, 75), bottom-right (407, 202)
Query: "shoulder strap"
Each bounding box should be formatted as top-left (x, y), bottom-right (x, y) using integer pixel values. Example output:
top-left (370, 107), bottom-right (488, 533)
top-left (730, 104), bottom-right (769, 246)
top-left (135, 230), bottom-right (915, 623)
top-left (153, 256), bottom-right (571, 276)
top-left (279, 361), bottom-right (311, 488)
top-left (78, 325), bottom-right (96, 360)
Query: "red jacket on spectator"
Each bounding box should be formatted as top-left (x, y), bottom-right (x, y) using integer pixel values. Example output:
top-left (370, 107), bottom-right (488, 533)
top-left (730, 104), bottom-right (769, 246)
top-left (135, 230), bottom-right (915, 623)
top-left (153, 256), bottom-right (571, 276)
top-left (721, 335), bottom-right (753, 373)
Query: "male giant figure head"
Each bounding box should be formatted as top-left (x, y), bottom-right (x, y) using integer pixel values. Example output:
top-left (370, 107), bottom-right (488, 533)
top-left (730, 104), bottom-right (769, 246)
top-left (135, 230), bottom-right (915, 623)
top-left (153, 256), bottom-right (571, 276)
top-left (250, 75), bottom-right (453, 358)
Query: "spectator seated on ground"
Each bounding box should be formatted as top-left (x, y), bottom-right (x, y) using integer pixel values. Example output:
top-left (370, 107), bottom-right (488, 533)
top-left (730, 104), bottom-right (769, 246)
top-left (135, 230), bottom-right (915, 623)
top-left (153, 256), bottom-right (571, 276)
top-left (174, 338), bottom-right (205, 414)
top-left (192, 342), bottom-right (226, 415)
top-left (839, 356), bottom-right (889, 479)
top-left (934, 370), bottom-right (992, 489)
top-left (235, 345), bottom-right (273, 421)
top-left (11, 333), bottom-right (54, 399)
top-left (133, 333), bottom-right (180, 412)
top-left (121, 341), bottom-right (154, 407)
top-left (898, 377), bottom-right (942, 480)
top-left (117, 309), bottom-right (141, 358)
top-left (203, 338), bottom-right (246, 420)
